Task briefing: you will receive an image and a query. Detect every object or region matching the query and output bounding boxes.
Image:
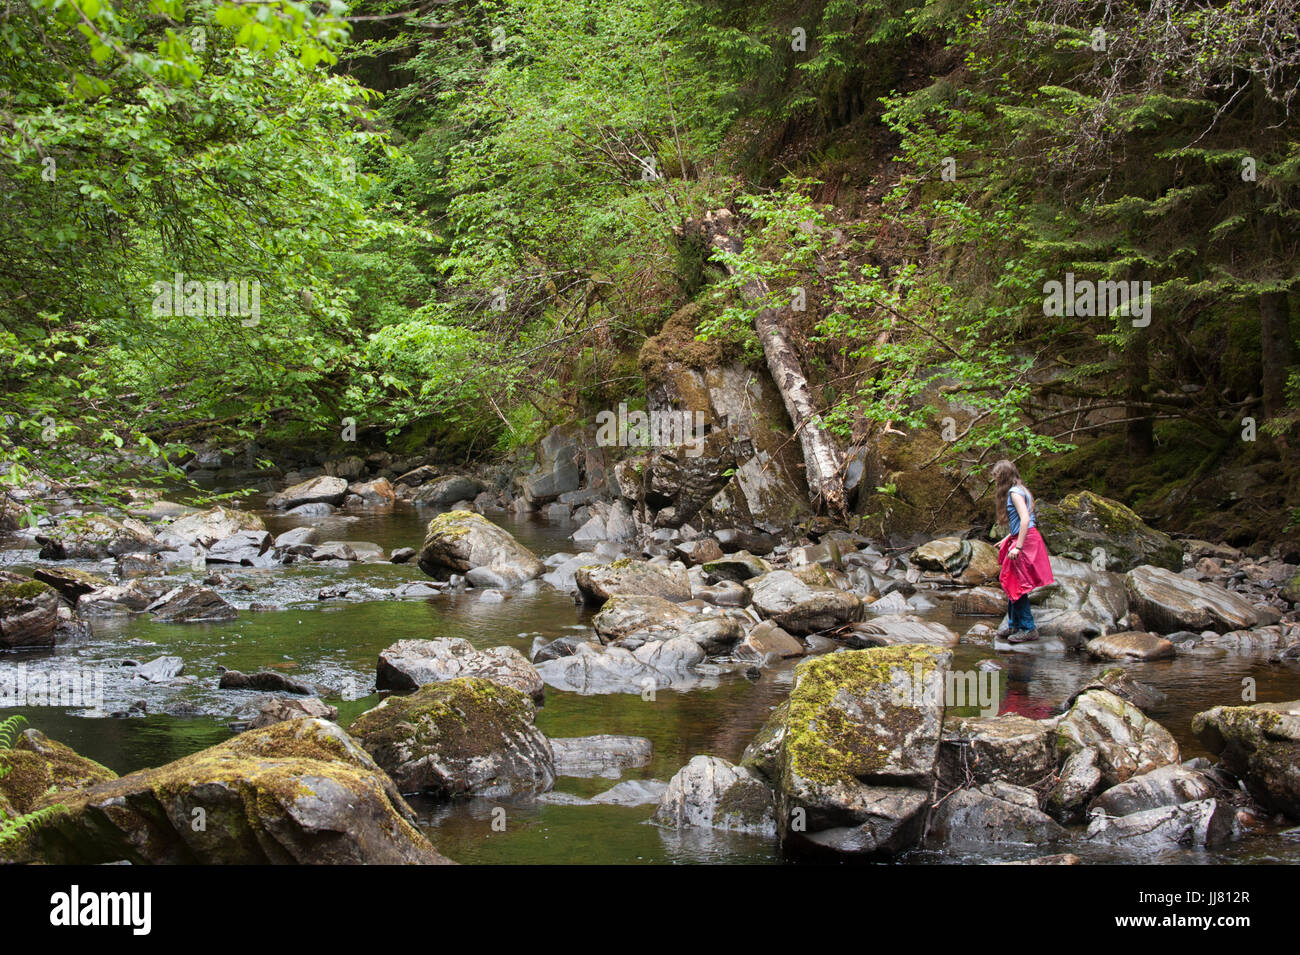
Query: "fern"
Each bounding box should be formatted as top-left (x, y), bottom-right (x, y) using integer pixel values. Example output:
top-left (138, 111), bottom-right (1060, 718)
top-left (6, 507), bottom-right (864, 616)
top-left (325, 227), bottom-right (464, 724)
top-left (0, 714), bottom-right (24, 751)
top-left (0, 715), bottom-right (64, 852)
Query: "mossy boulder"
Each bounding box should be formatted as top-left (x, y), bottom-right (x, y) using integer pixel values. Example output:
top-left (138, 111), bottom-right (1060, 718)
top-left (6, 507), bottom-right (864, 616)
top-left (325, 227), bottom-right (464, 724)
top-left (0, 728), bottom-right (116, 815)
top-left (13, 719), bottom-right (447, 864)
top-left (750, 645), bottom-right (951, 858)
top-left (1192, 700), bottom-right (1300, 819)
top-left (416, 510), bottom-right (545, 586)
top-left (0, 577), bottom-right (62, 649)
top-left (1035, 491), bottom-right (1182, 572)
top-left (1282, 571), bottom-right (1300, 606)
top-left (349, 677), bottom-right (555, 798)
top-left (575, 558), bottom-right (690, 605)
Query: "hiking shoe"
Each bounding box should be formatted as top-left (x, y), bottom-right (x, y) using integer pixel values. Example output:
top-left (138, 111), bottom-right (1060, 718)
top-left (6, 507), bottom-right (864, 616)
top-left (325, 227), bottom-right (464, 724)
top-left (994, 625), bottom-right (1019, 640)
top-left (1007, 629), bottom-right (1040, 644)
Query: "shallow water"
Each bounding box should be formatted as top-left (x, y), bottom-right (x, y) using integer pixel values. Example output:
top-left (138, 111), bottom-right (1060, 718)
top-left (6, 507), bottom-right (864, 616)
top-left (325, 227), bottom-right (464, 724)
top-left (4, 502), bottom-right (1299, 864)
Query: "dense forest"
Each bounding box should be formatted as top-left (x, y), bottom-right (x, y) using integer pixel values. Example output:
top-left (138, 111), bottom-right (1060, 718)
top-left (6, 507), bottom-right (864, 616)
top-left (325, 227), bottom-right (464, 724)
top-left (3, 0), bottom-right (1298, 542)
top-left (3, 0), bottom-right (1300, 880)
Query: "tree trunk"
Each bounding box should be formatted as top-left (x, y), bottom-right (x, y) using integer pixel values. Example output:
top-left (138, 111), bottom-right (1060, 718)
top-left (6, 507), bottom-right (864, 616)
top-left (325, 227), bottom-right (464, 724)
top-left (1261, 290), bottom-right (1293, 419)
top-left (1124, 334), bottom-right (1153, 458)
top-left (693, 209), bottom-right (848, 517)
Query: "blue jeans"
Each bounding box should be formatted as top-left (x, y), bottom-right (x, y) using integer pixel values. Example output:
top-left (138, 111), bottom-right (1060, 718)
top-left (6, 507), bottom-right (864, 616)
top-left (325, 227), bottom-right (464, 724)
top-left (1007, 596), bottom-right (1036, 631)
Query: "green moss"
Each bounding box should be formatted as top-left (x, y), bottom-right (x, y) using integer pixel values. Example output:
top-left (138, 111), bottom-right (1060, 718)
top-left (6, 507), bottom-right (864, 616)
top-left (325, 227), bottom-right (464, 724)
top-left (781, 646), bottom-right (946, 787)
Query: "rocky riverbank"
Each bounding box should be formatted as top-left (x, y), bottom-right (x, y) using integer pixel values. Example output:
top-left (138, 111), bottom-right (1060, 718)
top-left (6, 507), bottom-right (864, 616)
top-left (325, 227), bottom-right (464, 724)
top-left (2, 433), bottom-right (1298, 864)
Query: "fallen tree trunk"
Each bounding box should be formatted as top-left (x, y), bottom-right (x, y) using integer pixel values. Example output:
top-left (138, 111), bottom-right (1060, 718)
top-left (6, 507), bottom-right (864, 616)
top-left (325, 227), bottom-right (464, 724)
top-left (690, 208), bottom-right (848, 518)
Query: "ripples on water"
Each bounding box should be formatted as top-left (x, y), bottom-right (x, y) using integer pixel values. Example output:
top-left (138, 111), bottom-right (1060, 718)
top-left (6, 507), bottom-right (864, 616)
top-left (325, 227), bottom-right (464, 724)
top-left (3, 504), bottom-right (1299, 864)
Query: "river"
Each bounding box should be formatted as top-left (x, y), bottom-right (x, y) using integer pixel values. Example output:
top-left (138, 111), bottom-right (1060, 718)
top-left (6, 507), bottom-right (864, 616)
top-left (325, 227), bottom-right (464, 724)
top-left (3, 499), bottom-right (1299, 864)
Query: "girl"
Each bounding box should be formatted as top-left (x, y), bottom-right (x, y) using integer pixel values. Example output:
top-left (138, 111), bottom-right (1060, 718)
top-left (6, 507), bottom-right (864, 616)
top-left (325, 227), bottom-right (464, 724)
top-left (991, 459), bottom-right (1054, 643)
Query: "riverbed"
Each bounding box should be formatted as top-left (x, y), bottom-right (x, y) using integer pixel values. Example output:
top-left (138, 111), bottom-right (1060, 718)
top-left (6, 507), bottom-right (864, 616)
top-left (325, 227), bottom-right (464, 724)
top-left (3, 501), bottom-right (1299, 864)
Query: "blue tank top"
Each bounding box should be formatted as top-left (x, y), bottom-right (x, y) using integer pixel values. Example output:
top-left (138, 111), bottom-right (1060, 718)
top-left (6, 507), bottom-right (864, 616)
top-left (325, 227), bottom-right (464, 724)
top-left (1007, 486), bottom-right (1036, 535)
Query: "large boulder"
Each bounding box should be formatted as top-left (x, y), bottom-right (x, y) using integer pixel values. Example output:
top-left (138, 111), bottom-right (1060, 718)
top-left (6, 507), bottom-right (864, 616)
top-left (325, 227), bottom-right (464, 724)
top-left (1089, 764), bottom-right (1215, 817)
top-left (0, 728), bottom-right (117, 816)
top-left (926, 782), bottom-right (1066, 849)
top-left (413, 474), bottom-right (485, 506)
top-left (650, 755), bottom-right (776, 836)
top-left (1035, 491), bottom-right (1182, 572)
top-left (0, 578), bottom-right (63, 649)
top-left (746, 645), bottom-right (950, 858)
top-left (638, 354), bottom-right (811, 528)
top-left (1125, 565), bottom-right (1259, 634)
top-left (145, 585), bottom-right (237, 623)
top-left (1192, 700), bottom-right (1300, 818)
top-left (267, 476), bottom-right (348, 510)
top-left (416, 510), bottom-right (545, 586)
top-left (1085, 799), bottom-right (1236, 850)
top-left (1028, 556), bottom-right (1128, 644)
top-left (1057, 689), bottom-right (1180, 787)
top-left (14, 719), bottom-right (447, 864)
top-left (748, 570), bottom-right (863, 635)
top-left (575, 559), bottom-right (691, 605)
top-left (348, 678), bottom-right (555, 798)
top-left (155, 506), bottom-right (266, 548)
top-left (591, 595), bottom-right (694, 643)
top-left (938, 714), bottom-right (1056, 788)
top-left (375, 638), bottom-right (544, 704)
top-left (36, 514), bottom-right (164, 560)
top-left (534, 639), bottom-right (704, 695)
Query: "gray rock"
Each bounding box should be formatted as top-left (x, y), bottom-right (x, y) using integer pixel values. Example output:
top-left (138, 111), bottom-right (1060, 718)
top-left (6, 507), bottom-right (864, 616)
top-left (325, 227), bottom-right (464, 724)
top-left (1085, 798), bottom-right (1236, 849)
top-left (926, 783), bottom-right (1066, 848)
top-left (651, 755), bottom-right (777, 835)
top-left (267, 476), bottom-right (348, 510)
top-left (417, 510), bottom-right (545, 586)
top-left (576, 560), bottom-right (691, 605)
top-left (1089, 764), bottom-right (1215, 816)
top-left (748, 569), bottom-right (863, 635)
top-left (1057, 689), bottom-right (1180, 787)
top-left (349, 678), bottom-right (554, 798)
top-left (145, 585), bottom-right (237, 623)
top-left (376, 637), bottom-right (544, 703)
top-left (549, 735), bottom-right (653, 777)
top-left (413, 474), bottom-right (484, 506)
top-left (939, 714), bottom-right (1056, 788)
top-left (1126, 565), bottom-right (1259, 634)
top-left (1192, 700), bottom-right (1300, 818)
top-left (132, 656), bottom-right (185, 683)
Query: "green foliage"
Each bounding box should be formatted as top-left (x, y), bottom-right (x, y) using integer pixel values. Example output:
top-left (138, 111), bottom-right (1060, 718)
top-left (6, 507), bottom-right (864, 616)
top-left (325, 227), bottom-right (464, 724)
top-left (0, 716), bottom-right (65, 849)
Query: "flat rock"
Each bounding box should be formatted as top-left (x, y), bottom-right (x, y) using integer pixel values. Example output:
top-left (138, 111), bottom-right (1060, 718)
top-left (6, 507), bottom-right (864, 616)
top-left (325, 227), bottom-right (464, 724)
top-left (1085, 631), bottom-right (1176, 661)
top-left (1125, 565), bottom-right (1259, 634)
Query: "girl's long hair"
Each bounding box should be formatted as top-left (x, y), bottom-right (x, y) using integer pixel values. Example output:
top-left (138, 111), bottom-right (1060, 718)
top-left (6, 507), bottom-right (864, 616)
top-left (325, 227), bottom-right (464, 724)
top-left (992, 459), bottom-right (1033, 525)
